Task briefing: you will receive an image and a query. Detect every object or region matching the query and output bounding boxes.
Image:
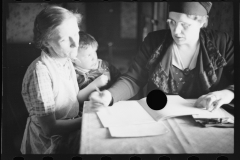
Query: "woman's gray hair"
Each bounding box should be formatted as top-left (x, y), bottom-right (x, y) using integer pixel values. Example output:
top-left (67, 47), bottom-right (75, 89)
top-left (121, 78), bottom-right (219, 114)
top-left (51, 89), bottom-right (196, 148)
top-left (187, 14), bottom-right (209, 28)
top-left (33, 5), bottom-right (82, 52)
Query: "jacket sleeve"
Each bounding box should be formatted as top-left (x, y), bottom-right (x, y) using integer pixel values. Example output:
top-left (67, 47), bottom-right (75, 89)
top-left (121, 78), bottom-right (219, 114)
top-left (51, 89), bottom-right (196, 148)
top-left (107, 62), bottom-right (121, 84)
top-left (215, 31), bottom-right (234, 93)
top-left (213, 31), bottom-right (234, 113)
top-left (206, 29), bottom-right (234, 107)
top-left (108, 32), bottom-right (160, 103)
top-left (223, 32), bottom-right (234, 93)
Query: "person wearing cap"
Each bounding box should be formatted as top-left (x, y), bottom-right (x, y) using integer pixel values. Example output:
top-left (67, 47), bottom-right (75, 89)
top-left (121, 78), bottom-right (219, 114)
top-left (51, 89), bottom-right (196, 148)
top-left (89, 2), bottom-right (234, 112)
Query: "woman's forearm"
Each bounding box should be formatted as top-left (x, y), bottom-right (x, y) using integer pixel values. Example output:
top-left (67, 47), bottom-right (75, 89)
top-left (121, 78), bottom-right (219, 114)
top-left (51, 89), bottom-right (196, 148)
top-left (108, 77), bottom-right (140, 103)
top-left (77, 83), bottom-right (96, 103)
top-left (53, 117), bottom-right (82, 136)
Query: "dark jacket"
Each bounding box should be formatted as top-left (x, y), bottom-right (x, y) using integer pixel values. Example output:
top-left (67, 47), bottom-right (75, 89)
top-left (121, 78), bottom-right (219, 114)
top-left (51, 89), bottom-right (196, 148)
top-left (108, 29), bottom-right (234, 102)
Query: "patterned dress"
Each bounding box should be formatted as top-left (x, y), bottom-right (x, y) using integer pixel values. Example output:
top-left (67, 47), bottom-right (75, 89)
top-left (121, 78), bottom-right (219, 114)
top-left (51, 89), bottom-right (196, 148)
top-left (21, 51), bottom-right (80, 154)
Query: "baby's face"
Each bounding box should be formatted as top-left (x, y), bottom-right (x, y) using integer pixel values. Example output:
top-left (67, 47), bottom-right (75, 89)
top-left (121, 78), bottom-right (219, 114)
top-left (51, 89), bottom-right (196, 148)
top-left (75, 46), bottom-right (98, 70)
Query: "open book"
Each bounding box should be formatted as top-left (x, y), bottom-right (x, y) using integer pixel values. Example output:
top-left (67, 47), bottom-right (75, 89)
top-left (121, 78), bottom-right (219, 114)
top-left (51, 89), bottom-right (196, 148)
top-left (96, 95), bottom-right (230, 128)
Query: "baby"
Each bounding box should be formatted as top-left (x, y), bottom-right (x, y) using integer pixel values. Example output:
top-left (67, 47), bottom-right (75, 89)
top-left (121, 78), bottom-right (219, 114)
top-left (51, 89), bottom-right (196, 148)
top-left (72, 31), bottom-right (121, 103)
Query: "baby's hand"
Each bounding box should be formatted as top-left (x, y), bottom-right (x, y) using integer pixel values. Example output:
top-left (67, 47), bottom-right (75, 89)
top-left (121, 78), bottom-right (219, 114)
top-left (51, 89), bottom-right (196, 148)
top-left (92, 74), bottom-right (109, 88)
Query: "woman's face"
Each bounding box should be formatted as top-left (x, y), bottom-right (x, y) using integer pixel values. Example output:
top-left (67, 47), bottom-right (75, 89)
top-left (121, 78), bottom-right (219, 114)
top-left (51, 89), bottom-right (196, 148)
top-left (168, 12), bottom-right (203, 46)
top-left (46, 17), bottom-right (80, 59)
top-left (75, 46), bottom-right (99, 70)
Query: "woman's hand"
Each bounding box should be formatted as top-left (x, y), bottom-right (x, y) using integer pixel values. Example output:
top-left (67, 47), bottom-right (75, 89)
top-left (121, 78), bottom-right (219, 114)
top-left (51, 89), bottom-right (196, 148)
top-left (194, 89), bottom-right (234, 112)
top-left (89, 90), bottom-right (113, 112)
top-left (91, 74), bottom-right (109, 88)
top-left (77, 75), bottom-right (109, 103)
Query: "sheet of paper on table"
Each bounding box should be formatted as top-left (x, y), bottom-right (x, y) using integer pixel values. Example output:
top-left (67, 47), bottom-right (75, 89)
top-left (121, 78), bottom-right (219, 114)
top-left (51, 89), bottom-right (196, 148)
top-left (138, 96), bottom-right (230, 121)
top-left (109, 122), bottom-right (169, 137)
top-left (96, 95), bottom-right (230, 137)
top-left (192, 109), bottom-right (234, 120)
top-left (96, 101), bottom-right (169, 137)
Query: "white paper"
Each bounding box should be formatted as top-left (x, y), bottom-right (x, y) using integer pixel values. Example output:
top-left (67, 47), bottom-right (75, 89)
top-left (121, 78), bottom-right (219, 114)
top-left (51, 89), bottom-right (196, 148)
top-left (138, 96), bottom-right (230, 121)
top-left (192, 108), bottom-right (234, 120)
top-left (109, 121), bottom-right (169, 137)
top-left (97, 95), bottom-right (231, 129)
top-left (97, 101), bottom-right (156, 127)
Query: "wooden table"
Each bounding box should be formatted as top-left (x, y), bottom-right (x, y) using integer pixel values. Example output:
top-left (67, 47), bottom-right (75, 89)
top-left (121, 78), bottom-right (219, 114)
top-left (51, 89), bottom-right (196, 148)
top-left (79, 101), bottom-right (234, 154)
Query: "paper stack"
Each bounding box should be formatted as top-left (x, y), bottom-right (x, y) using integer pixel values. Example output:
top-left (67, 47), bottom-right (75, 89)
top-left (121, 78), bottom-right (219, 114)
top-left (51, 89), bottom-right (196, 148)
top-left (96, 95), bottom-right (232, 137)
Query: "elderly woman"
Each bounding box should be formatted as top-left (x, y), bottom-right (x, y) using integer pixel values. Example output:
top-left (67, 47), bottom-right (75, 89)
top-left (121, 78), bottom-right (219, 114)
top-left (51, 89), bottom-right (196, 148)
top-left (89, 2), bottom-right (234, 112)
top-left (21, 5), bottom-right (84, 154)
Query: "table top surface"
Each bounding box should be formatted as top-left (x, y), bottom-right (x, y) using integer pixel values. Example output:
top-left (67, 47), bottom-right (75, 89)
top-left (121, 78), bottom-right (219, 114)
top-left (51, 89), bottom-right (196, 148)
top-left (79, 102), bottom-right (234, 154)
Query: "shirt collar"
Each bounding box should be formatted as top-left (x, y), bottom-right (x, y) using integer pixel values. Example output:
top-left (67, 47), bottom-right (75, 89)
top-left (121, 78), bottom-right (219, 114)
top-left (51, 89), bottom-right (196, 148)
top-left (172, 41), bottom-right (200, 71)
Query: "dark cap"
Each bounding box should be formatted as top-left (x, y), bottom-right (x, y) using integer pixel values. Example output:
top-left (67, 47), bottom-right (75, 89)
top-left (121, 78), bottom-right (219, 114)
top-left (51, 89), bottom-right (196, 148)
top-left (169, 2), bottom-right (212, 16)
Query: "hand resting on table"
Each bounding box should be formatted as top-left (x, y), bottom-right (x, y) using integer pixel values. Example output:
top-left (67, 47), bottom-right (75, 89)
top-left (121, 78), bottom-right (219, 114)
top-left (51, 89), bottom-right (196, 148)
top-left (194, 89), bottom-right (234, 112)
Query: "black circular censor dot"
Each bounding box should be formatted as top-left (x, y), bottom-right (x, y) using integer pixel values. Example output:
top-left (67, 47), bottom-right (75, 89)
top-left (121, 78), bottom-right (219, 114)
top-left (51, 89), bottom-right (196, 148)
top-left (146, 89), bottom-right (167, 110)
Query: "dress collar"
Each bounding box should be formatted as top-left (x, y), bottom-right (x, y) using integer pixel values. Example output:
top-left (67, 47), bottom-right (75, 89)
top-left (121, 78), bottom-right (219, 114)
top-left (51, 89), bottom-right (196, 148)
top-left (74, 59), bottom-right (102, 75)
top-left (149, 29), bottom-right (227, 74)
top-left (74, 65), bottom-right (91, 75)
top-left (172, 41), bottom-right (200, 71)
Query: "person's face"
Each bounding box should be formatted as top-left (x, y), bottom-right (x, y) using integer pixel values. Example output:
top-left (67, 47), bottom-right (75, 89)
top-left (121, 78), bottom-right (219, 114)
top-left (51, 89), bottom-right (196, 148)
top-left (168, 12), bottom-right (204, 46)
top-left (75, 46), bottom-right (98, 70)
top-left (45, 17), bottom-right (80, 59)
